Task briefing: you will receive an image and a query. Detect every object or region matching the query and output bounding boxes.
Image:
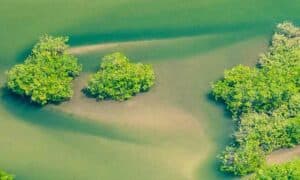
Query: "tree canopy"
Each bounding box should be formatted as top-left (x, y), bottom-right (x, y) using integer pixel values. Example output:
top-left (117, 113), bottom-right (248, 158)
top-left (6, 35), bottom-right (82, 105)
top-left (85, 52), bottom-right (155, 101)
top-left (212, 22), bottom-right (300, 176)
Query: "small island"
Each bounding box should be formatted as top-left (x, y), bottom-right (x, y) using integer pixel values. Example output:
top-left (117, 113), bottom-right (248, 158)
top-left (6, 35), bottom-right (82, 105)
top-left (84, 52), bottom-right (155, 101)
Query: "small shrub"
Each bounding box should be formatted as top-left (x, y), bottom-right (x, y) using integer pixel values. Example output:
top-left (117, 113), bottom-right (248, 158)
top-left (211, 65), bottom-right (298, 117)
top-left (235, 113), bottom-right (293, 153)
top-left (85, 52), bottom-right (155, 101)
top-left (219, 141), bottom-right (265, 176)
top-left (6, 35), bottom-right (82, 105)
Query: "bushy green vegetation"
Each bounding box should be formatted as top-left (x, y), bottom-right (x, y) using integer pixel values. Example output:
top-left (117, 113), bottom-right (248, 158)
top-left (219, 115), bottom-right (300, 176)
top-left (212, 64), bottom-right (298, 117)
top-left (212, 22), bottom-right (300, 176)
top-left (235, 113), bottom-right (298, 153)
top-left (85, 52), bottom-right (155, 101)
top-left (219, 140), bottom-right (265, 175)
top-left (6, 35), bottom-right (82, 105)
top-left (0, 170), bottom-right (14, 180)
top-left (251, 159), bottom-right (300, 180)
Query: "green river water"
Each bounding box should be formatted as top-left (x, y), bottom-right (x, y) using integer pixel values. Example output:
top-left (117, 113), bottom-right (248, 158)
top-left (1, 1), bottom-right (300, 179)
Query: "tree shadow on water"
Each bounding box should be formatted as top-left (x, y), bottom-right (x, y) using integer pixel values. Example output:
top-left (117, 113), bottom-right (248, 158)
top-left (194, 92), bottom-right (237, 179)
top-left (196, 154), bottom-right (238, 180)
top-left (206, 92), bottom-right (232, 120)
top-left (14, 41), bottom-right (36, 64)
top-left (0, 87), bottom-right (143, 145)
top-left (66, 21), bottom-right (271, 46)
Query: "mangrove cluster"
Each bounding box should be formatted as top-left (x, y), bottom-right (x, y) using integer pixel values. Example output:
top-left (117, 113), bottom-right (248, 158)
top-left (6, 35), bottom-right (82, 105)
top-left (84, 52), bottom-right (155, 101)
top-left (212, 22), bottom-right (300, 176)
top-left (6, 36), bottom-right (155, 105)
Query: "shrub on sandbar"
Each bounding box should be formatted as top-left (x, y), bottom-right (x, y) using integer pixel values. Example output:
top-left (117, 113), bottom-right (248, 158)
top-left (85, 52), bottom-right (155, 101)
top-left (6, 35), bottom-right (82, 105)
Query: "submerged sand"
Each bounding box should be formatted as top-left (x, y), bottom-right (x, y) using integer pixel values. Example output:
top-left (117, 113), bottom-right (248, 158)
top-left (52, 71), bottom-right (204, 136)
top-left (52, 36), bottom-right (299, 178)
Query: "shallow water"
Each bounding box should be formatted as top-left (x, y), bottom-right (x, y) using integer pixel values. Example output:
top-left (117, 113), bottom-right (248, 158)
top-left (0, 1), bottom-right (300, 179)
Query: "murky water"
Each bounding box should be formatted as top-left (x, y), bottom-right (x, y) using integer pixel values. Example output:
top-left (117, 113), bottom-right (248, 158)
top-left (0, 1), bottom-right (300, 179)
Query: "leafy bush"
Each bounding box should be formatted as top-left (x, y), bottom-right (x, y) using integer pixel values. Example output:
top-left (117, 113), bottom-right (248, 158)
top-left (273, 94), bottom-right (300, 118)
top-left (212, 22), bottom-right (300, 176)
top-left (219, 114), bottom-right (300, 176)
top-left (220, 114), bottom-right (300, 176)
top-left (219, 141), bottom-right (265, 176)
top-left (85, 52), bottom-right (155, 101)
top-left (251, 159), bottom-right (300, 180)
top-left (286, 117), bottom-right (300, 145)
top-left (241, 113), bottom-right (300, 149)
top-left (6, 35), bottom-right (82, 105)
top-left (212, 22), bottom-right (300, 117)
top-left (212, 64), bottom-right (298, 117)
top-left (235, 113), bottom-right (293, 153)
top-left (0, 170), bottom-right (14, 180)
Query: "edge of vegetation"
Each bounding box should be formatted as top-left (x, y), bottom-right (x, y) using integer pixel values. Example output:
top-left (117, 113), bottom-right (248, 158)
top-left (211, 22), bottom-right (300, 176)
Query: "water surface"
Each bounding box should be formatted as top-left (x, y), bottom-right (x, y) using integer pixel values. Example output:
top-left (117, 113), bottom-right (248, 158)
top-left (0, 1), bottom-right (300, 179)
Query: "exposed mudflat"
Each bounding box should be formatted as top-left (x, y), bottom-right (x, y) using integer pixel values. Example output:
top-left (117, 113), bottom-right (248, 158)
top-left (267, 146), bottom-right (300, 164)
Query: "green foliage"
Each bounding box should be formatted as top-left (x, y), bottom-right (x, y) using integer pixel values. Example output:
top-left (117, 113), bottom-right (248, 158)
top-left (219, 141), bottom-right (265, 176)
top-left (251, 159), bottom-right (300, 180)
top-left (219, 115), bottom-right (300, 176)
top-left (212, 22), bottom-right (300, 176)
top-left (273, 94), bottom-right (300, 118)
top-left (212, 64), bottom-right (298, 117)
top-left (212, 22), bottom-right (300, 117)
top-left (85, 52), bottom-right (155, 101)
top-left (0, 170), bottom-right (14, 180)
top-left (235, 113), bottom-right (293, 153)
top-left (286, 117), bottom-right (300, 145)
top-left (212, 65), bottom-right (258, 116)
top-left (6, 35), bottom-right (82, 105)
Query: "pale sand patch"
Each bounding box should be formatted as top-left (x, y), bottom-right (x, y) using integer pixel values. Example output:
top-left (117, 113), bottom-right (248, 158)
top-left (267, 145), bottom-right (300, 165)
top-left (57, 36), bottom-right (268, 136)
top-left (52, 73), bottom-right (203, 135)
top-left (68, 39), bottom-right (170, 55)
top-left (67, 33), bottom-right (220, 55)
top-left (69, 42), bottom-right (123, 55)
top-left (160, 146), bottom-right (213, 180)
top-left (51, 71), bottom-right (208, 180)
